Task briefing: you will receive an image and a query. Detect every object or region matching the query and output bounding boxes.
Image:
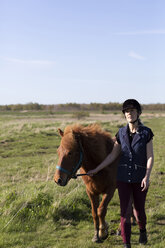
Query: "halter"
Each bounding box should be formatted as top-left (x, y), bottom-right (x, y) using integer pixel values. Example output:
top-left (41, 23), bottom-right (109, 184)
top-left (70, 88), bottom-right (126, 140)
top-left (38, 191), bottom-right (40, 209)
top-left (56, 146), bottom-right (84, 179)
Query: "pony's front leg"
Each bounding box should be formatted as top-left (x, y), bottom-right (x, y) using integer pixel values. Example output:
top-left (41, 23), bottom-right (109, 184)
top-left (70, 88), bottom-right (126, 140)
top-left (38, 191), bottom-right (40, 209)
top-left (98, 191), bottom-right (115, 240)
top-left (86, 189), bottom-right (100, 242)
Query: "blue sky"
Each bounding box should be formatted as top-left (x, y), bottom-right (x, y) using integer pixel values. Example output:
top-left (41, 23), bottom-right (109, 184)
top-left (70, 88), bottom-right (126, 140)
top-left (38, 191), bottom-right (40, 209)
top-left (0, 0), bottom-right (165, 105)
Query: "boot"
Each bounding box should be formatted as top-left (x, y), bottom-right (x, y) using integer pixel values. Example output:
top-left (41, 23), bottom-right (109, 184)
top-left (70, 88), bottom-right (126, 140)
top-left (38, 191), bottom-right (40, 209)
top-left (123, 244), bottom-right (131, 248)
top-left (139, 230), bottom-right (147, 244)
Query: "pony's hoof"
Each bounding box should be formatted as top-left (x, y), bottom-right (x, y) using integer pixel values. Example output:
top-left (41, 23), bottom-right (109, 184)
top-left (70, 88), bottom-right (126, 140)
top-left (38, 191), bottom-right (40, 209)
top-left (92, 234), bottom-right (102, 243)
top-left (99, 222), bottom-right (109, 240)
top-left (101, 233), bottom-right (108, 240)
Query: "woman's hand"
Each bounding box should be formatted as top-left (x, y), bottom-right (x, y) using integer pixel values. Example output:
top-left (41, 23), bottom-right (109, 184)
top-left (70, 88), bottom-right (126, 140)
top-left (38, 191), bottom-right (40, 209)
top-left (141, 176), bottom-right (150, 191)
top-left (87, 169), bottom-right (98, 176)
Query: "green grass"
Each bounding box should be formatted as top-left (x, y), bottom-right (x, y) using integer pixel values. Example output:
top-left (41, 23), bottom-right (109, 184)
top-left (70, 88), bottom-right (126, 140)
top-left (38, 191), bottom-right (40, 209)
top-left (0, 112), bottom-right (165, 248)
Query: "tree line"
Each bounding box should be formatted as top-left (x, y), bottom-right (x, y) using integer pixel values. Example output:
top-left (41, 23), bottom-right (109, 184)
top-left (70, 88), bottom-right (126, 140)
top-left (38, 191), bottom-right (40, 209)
top-left (0, 102), bottom-right (165, 112)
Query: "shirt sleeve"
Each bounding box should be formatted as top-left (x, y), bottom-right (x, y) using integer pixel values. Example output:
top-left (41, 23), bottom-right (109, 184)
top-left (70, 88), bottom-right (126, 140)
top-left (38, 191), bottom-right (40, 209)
top-left (115, 131), bottom-right (121, 144)
top-left (147, 129), bottom-right (154, 143)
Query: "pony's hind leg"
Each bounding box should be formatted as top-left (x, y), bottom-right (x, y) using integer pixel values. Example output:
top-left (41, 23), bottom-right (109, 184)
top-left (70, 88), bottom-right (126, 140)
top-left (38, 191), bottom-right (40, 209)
top-left (86, 189), bottom-right (100, 242)
top-left (98, 190), bottom-right (115, 240)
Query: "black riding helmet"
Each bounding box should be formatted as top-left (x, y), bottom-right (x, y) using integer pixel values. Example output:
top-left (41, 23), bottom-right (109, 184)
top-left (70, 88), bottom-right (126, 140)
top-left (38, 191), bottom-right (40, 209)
top-left (122, 99), bottom-right (142, 114)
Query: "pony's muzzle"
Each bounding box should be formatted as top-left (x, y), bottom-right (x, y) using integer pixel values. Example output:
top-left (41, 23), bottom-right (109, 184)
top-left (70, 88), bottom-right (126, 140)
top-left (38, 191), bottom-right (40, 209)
top-left (56, 178), bottom-right (62, 185)
top-left (54, 177), bottom-right (67, 186)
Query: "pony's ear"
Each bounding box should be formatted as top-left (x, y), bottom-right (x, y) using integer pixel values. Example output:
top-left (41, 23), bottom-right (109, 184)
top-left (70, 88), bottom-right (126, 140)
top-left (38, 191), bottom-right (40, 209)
top-left (58, 128), bottom-right (64, 137)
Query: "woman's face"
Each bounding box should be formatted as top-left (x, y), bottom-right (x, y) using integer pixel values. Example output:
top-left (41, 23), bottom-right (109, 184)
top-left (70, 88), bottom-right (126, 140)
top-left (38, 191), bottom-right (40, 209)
top-left (124, 108), bottom-right (138, 123)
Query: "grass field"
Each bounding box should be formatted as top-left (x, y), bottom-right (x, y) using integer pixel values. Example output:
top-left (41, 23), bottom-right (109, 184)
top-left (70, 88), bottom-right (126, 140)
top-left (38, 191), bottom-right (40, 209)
top-left (0, 111), bottom-right (165, 248)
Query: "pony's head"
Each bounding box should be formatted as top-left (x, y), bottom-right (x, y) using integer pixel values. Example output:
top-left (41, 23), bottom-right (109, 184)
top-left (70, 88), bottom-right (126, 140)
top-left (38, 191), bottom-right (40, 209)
top-left (54, 126), bottom-right (83, 186)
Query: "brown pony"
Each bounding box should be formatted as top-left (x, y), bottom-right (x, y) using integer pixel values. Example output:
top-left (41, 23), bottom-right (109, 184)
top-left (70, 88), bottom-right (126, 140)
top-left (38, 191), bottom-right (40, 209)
top-left (54, 123), bottom-right (120, 242)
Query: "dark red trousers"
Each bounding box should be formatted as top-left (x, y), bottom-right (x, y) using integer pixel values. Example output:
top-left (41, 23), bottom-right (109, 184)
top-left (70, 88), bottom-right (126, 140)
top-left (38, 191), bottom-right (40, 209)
top-left (117, 181), bottom-right (148, 244)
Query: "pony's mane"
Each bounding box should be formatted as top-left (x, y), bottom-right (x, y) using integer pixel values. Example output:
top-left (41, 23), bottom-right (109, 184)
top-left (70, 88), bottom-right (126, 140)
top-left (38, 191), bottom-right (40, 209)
top-left (64, 123), bottom-right (111, 138)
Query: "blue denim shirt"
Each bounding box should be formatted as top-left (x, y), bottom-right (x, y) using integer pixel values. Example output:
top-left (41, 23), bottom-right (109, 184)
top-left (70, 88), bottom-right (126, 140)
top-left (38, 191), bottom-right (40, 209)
top-left (117, 124), bottom-right (153, 183)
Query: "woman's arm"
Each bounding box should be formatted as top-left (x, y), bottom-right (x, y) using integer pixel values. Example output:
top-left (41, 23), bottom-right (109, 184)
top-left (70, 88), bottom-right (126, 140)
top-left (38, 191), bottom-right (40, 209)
top-left (87, 141), bottom-right (121, 175)
top-left (141, 140), bottom-right (154, 191)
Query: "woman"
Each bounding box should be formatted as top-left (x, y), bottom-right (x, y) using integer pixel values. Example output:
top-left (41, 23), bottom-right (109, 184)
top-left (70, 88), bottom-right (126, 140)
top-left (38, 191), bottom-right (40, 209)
top-left (87, 99), bottom-right (154, 248)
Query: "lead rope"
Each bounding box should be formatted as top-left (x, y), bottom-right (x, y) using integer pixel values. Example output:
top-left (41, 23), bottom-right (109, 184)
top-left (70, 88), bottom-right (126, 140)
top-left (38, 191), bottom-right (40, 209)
top-left (72, 172), bottom-right (88, 179)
